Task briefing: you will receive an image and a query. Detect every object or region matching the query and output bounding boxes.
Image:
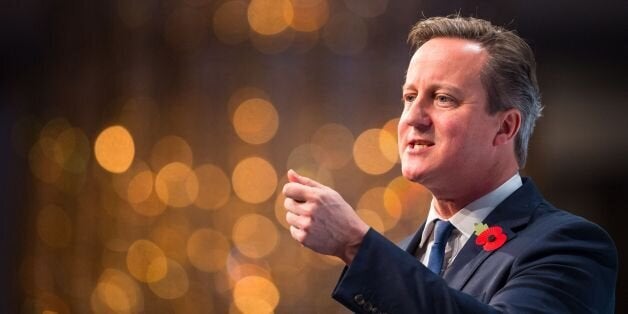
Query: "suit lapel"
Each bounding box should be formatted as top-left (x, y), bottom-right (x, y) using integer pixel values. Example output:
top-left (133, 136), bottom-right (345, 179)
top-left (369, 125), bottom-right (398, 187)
top-left (442, 178), bottom-right (543, 290)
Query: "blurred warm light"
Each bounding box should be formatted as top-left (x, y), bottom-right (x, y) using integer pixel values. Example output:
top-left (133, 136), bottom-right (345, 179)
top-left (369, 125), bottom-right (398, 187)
top-left (286, 144), bottom-right (335, 187)
top-left (126, 239), bottom-right (168, 283)
top-left (311, 123), bottom-right (354, 170)
top-left (19, 256), bottom-right (54, 294)
top-left (213, 0), bottom-right (249, 45)
top-left (249, 28), bottom-right (295, 54)
top-left (149, 135), bottom-right (194, 171)
top-left (29, 137), bottom-right (63, 184)
top-left (193, 164), bottom-right (231, 210)
top-left (228, 87), bottom-right (270, 120)
top-left (386, 176), bottom-right (431, 220)
top-left (274, 189), bottom-right (290, 230)
top-left (155, 162), bottom-right (199, 208)
top-left (37, 205), bottom-right (72, 248)
top-left (357, 187), bottom-right (401, 232)
top-left (322, 12), bottom-right (367, 55)
top-left (164, 7), bottom-right (208, 51)
top-left (187, 228), bottom-right (230, 272)
top-left (150, 224), bottom-right (189, 266)
top-left (232, 98), bottom-right (279, 144)
top-left (344, 0), bottom-right (389, 18)
top-left (227, 257), bottom-right (273, 282)
top-left (381, 117), bottom-right (400, 163)
top-left (94, 125), bottom-right (135, 174)
top-left (233, 276), bottom-right (280, 314)
top-left (92, 268), bottom-right (144, 313)
top-left (127, 170), bottom-right (154, 204)
top-left (148, 258), bottom-right (190, 299)
top-left (232, 157), bottom-right (277, 204)
top-left (23, 292), bottom-right (70, 314)
top-left (131, 189), bottom-right (168, 217)
top-left (10, 115), bottom-right (42, 158)
top-left (232, 214), bottom-right (279, 258)
top-left (290, 0), bottom-right (329, 32)
top-left (353, 128), bottom-right (396, 175)
top-left (54, 127), bottom-right (90, 173)
top-left (171, 282), bottom-right (215, 314)
top-left (247, 0), bottom-right (294, 35)
top-left (357, 209), bottom-right (385, 233)
top-left (111, 160), bottom-right (150, 202)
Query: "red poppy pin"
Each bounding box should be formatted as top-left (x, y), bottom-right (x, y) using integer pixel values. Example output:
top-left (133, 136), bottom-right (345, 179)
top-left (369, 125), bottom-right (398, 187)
top-left (474, 223), bottom-right (507, 251)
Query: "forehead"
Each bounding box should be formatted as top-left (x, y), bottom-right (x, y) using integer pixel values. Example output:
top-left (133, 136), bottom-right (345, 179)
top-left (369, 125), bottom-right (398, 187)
top-left (405, 37), bottom-right (488, 86)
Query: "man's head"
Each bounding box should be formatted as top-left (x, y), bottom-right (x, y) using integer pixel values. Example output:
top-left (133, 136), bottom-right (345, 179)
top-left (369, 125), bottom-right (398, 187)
top-left (407, 16), bottom-right (542, 168)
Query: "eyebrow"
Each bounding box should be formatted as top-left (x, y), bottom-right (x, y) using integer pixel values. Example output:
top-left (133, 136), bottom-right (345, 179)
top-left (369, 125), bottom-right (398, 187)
top-left (402, 82), bottom-right (464, 96)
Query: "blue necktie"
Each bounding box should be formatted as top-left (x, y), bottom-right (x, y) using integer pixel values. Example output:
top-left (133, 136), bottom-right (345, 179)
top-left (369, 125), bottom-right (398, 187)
top-left (427, 219), bottom-right (454, 275)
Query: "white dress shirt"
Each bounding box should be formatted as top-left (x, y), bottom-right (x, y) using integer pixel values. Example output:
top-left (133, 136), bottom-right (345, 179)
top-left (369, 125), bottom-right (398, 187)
top-left (417, 174), bottom-right (523, 271)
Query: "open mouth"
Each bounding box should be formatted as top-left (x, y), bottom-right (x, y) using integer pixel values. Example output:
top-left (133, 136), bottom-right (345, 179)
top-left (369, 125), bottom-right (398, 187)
top-left (407, 139), bottom-right (434, 152)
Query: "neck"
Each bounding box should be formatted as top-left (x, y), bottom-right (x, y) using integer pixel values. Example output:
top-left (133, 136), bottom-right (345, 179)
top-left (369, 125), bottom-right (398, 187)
top-left (433, 168), bottom-right (518, 219)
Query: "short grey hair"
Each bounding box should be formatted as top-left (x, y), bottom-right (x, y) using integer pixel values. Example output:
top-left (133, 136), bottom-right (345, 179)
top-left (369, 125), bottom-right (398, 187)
top-left (408, 15), bottom-right (543, 168)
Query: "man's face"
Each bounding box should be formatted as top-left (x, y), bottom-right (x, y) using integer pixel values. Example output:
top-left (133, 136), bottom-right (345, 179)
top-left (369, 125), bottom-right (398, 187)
top-left (398, 37), bottom-right (504, 191)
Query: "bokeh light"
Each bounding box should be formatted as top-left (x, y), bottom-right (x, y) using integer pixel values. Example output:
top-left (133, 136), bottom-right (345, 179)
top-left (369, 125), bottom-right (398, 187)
top-left (247, 0), bottom-right (294, 35)
top-left (232, 157), bottom-right (278, 204)
top-left (232, 98), bottom-right (279, 145)
top-left (150, 217), bottom-right (190, 265)
top-left (194, 164), bottom-right (231, 210)
top-left (92, 268), bottom-right (144, 313)
top-left (149, 135), bottom-right (194, 171)
top-left (213, 0), bottom-right (250, 45)
top-left (286, 144), bottom-right (335, 187)
top-left (187, 228), bottom-right (230, 272)
top-left (386, 176), bottom-right (432, 220)
top-left (126, 239), bottom-right (168, 283)
top-left (353, 128), bottom-right (397, 175)
top-left (249, 28), bottom-right (295, 54)
top-left (232, 214), bottom-right (279, 259)
top-left (37, 204), bottom-right (72, 248)
top-left (381, 118), bottom-right (400, 163)
top-left (356, 208), bottom-right (385, 234)
top-left (155, 162), bottom-right (199, 208)
top-left (356, 187), bottom-right (402, 232)
top-left (233, 276), bottom-right (280, 314)
top-left (148, 258), bottom-right (189, 300)
top-left (289, 0), bottom-right (329, 32)
top-left (227, 87), bottom-right (271, 120)
top-left (94, 125), bottom-right (135, 174)
top-left (311, 123), bottom-right (354, 170)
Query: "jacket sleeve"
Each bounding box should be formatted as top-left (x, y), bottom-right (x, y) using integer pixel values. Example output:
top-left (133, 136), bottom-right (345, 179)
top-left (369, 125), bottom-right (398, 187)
top-left (331, 222), bottom-right (617, 314)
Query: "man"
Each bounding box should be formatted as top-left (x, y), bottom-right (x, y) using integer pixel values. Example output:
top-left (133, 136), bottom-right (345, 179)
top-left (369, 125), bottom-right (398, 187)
top-left (283, 16), bottom-right (617, 313)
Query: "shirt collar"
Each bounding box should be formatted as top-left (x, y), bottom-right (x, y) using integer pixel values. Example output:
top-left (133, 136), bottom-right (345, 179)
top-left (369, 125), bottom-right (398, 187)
top-left (419, 173), bottom-right (523, 248)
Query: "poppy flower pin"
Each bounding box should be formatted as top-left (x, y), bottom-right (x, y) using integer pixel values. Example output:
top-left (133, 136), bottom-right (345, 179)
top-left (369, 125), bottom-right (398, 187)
top-left (474, 223), bottom-right (507, 251)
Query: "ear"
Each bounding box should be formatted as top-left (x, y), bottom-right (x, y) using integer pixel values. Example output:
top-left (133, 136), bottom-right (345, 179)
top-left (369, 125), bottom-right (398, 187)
top-left (494, 108), bottom-right (521, 146)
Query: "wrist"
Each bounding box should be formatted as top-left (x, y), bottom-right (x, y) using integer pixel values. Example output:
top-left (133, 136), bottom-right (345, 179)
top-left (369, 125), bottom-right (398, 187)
top-left (340, 224), bottom-right (370, 265)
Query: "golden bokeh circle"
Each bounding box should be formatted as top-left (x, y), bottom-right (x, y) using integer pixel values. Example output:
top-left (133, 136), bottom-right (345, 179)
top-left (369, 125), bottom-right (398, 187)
top-left (286, 144), bottom-right (335, 187)
top-left (249, 28), bottom-right (295, 54)
top-left (127, 170), bottom-right (154, 204)
top-left (232, 157), bottom-right (277, 204)
top-left (381, 117), bottom-right (400, 163)
top-left (290, 0), bottom-right (329, 32)
top-left (233, 275), bottom-right (280, 314)
top-left (126, 239), bottom-right (168, 283)
top-left (187, 228), bottom-right (230, 273)
top-left (213, 0), bottom-right (249, 45)
top-left (54, 127), bottom-right (90, 174)
top-left (29, 137), bottom-right (63, 184)
top-left (155, 162), bottom-right (199, 208)
top-left (311, 123), bottom-right (354, 170)
top-left (232, 98), bottom-right (279, 145)
top-left (386, 176), bottom-right (432, 220)
top-left (148, 258), bottom-right (190, 300)
top-left (228, 87), bottom-right (270, 120)
top-left (194, 164), bottom-right (231, 210)
top-left (149, 135), bottom-right (194, 171)
top-left (232, 214), bottom-right (279, 259)
top-left (94, 125), bottom-right (135, 173)
top-left (37, 205), bottom-right (72, 248)
top-left (353, 128), bottom-right (396, 175)
top-left (247, 0), bottom-right (294, 35)
top-left (92, 268), bottom-right (144, 313)
top-left (357, 187), bottom-right (402, 232)
top-left (357, 209), bottom-right (385, 233)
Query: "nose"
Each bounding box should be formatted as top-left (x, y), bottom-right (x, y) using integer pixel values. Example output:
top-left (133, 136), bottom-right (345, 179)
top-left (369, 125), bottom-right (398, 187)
top-left (401, 98), bottom-right (432, 132)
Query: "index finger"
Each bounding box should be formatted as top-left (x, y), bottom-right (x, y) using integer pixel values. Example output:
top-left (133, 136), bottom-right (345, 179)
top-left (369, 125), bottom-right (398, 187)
top-left (282, 182), bottom-right (316, 202)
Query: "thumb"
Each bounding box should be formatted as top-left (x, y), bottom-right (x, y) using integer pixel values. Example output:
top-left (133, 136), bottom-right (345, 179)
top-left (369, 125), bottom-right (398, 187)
top-left (287, 169), bottom-right (325, 188)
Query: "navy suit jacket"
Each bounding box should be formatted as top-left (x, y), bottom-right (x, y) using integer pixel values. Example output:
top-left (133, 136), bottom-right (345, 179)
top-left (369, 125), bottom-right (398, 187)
top-left (332, 178), bottom-right (617, 313)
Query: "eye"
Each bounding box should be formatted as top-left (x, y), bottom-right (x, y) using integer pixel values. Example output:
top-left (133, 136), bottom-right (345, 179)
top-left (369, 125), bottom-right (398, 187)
top-left (403, 94), bottom-right (416, 105)
top-left (434, 94), bottom-right (456, 107)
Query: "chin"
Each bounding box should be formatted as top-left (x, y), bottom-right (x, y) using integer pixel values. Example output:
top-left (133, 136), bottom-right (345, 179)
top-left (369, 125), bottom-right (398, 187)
top-left (401, 165), bottom-right (425, 183)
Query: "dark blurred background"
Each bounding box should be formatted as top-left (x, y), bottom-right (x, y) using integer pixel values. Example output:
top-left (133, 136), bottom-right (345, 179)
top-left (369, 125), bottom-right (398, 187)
top-left (2, 0), bottom-right (627, 313)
